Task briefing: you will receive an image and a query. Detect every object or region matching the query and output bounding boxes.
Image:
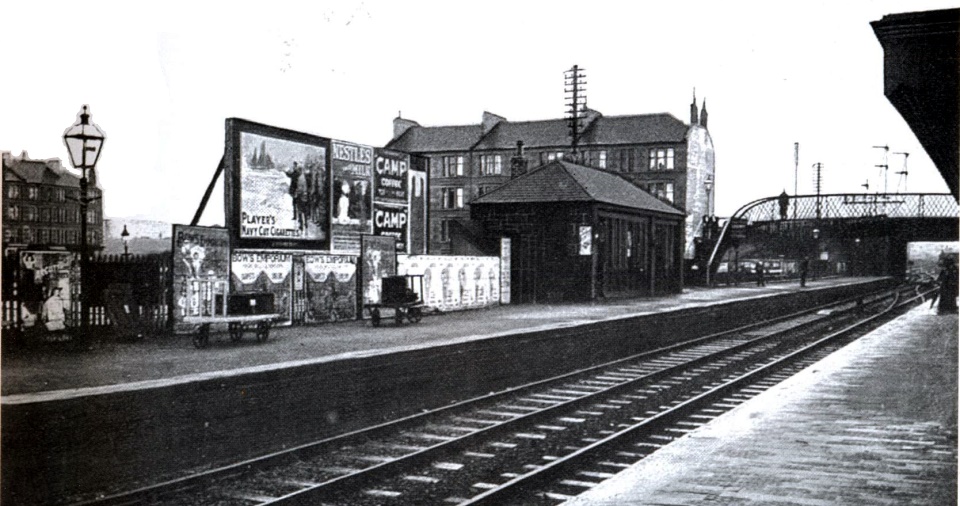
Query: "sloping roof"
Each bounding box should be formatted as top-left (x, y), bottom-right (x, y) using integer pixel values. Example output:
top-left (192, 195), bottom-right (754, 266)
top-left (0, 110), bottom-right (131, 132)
top-left (388, 112), bottom-right (690, 153)
top-left (3, 159), bottom-right (81, 188)
top-left (472, 160), bottom-right (684, 216)
top-left (580, 114), bottom-right (689, 146)
top-left (386, 124), bottom-right (483, 152)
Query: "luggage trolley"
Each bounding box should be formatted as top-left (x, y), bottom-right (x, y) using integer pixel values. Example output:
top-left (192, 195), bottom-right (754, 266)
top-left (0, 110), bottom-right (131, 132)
top-left (365, 275), bottom-right (425, 327)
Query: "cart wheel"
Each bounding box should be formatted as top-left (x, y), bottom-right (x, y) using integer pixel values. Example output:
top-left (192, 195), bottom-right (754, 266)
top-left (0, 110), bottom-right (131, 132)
top-left (408, 306), bottom-right (423, 323)
top-left (229, 322), bottom-right (243, 342)
top-left (256, 321), bottom-right (270, 342)
top-left (395, 309), bottom-right (404, 326)
top-left (193, 324), bottom-right (210, 349)
top-left (370, 309), bottom-right (381, 327)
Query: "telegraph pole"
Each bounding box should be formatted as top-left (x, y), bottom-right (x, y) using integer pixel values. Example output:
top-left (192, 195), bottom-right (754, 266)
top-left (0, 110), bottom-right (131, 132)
top-left (812, 162), bottom-right (823, 220)
top-left (565, 65), bottom-right (587, 159)
top-left (893, 151), bottom-right (909, 193)
top-left (793, 142), bottom-right (799, 219)
top-left (872, 144), bottom-right (889, 193)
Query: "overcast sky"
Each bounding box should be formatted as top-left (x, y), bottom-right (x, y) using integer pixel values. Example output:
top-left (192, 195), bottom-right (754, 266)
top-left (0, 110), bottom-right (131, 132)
top-left (2, 0), bottom-right (955, 225)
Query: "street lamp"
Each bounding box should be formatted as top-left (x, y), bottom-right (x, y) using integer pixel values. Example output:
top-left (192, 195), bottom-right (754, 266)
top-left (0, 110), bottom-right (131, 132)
top-left (812, 228), bottom-right (821, 281)
top-left (121, 224), bottom-right (130, 259)
top-left (63, 105), bottom-right (106, 338)
top-left (704, 174), bottom-right (714, 218)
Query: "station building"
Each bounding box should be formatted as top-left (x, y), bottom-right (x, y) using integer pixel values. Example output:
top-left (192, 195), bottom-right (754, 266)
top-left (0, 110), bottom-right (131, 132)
top-left (470, 159), bottom-right (685, 302)
top-left (385, 94), bottom-right (715, 264)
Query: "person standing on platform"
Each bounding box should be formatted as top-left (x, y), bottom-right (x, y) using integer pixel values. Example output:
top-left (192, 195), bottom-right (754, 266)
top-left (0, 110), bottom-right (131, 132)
top-left (799, 257), bottom-right (809, 288)
top-left (756, 261), bottom-right (766, 287)
top-left (937, 258), bottom-right (958, 314)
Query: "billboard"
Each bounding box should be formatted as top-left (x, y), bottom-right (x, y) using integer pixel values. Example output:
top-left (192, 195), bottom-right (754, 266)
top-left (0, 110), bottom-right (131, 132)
top-left (373, 148), bottom-right (409, 204)
top-left (330, 140), bottom-right (374, 254)
top-left (225, 118), bottom-right (330, 250)
top-left (398, 255), bottom-right (500, 311)
top-left (361, 235), bottom-right (397, 307)
top-left (302, 254), bottom-right (357, 322)
top-left (172, 225), bottom-right (230, 326)
top-left (230, 251), bottom-right (293, 321)
top-left (408, 158), bottom-right (428, 255)
top-left (18, 250), bottom-right (80, 337)
top-left (373, 203), bottom-right (408, 253)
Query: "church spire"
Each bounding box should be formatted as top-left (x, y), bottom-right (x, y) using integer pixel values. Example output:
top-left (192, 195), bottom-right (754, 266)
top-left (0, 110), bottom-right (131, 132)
top-left (690, 88), bottom-right (699, 125)
top-left (700, 98), bottom-right (709, 129)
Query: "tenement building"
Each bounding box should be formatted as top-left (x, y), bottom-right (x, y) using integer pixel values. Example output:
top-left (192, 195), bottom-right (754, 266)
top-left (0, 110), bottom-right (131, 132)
top-left (2, 150), bottom-right (104, 254)
top-left (385, 94), bottom-right (715, 262)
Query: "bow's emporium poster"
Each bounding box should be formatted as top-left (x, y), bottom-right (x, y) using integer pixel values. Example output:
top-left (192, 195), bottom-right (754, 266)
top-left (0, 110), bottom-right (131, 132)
top-left (230, 251), bottom-right (293, 321)
top-left (330, 140), bottom-right (374, 254)
top-left (302, 254), bottom-right (357, 323)
top-left (172, 225), bottom-right (230, 326)
top-left (225, 118), bottom-right (330, 250)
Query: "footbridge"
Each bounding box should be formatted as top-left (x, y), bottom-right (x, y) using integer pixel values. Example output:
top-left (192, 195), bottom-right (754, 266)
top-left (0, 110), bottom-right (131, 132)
top-left (705, 193), bottom-right (958, 284)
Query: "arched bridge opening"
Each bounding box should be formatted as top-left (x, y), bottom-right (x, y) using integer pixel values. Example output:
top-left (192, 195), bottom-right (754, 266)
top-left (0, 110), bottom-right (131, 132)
top-left (703, 193), bottom-right (958, 284)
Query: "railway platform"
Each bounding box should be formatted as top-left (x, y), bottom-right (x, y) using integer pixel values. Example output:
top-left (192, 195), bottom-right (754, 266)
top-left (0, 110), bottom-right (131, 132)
top-left (3, 276), bottom-right (881, 399)
top-left (564, 302), bottom-right (958, 506)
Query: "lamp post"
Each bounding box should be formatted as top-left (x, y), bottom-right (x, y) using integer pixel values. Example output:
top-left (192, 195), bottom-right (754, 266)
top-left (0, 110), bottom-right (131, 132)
top-left (812, 228), bottom-right (821, 281)
top-left (121, 224), bottom-right (130, 259)
top-left (63, 105), bottom-right (106, 338)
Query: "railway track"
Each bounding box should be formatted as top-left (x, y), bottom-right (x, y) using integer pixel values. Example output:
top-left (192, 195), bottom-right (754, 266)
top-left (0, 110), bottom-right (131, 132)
top-left (71, 285), bottom-right (929, 506)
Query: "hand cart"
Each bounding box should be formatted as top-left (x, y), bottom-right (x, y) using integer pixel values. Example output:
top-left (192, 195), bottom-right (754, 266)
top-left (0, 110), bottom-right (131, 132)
top-left (365, 275), bottom-right (426, 327)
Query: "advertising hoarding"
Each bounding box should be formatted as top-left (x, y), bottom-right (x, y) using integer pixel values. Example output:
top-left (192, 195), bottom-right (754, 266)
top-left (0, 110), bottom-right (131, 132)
top-left (373, 148), bottom-right (409, 204)
top-left (330, 140), bottom-right (374, 254)
top-left (360, 235), bottom-right (397, 307)
top-left (302, 254), bottom-right (357, 322)
top-left (18, 250), bottom-right (80, 337)
top-left (372, 203), bottom-right (408, 253)
top-left (230, 250), bottom-right (293, 321)
top-left (398, 255), bottom-right (500, 311)
top-left (408, 160), bottom-right (428, 255)
top-left (225, 118), bottom-right (330, 250)
top-left (172, 225), bottom-right (231, 326)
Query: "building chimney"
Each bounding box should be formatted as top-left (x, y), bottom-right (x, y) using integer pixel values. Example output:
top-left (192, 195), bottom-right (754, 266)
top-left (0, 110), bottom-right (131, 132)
top-left (482, 111), bottom-right (506, 135)
top-left (2, 151), bottom-right (11, 168)
top-left (700, 99), bottom-right (709, 129)
top-left (510, 140), bottom-right (528, 178)
top-left (19, 150), bottom-right (29, 161)
top-left (393, 113), bottom-right (420, 140)
top-left (689, 89), bottom-right (699, 126)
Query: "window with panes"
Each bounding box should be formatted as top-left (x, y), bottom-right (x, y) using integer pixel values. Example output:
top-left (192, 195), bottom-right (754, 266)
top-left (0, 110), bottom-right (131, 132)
top-left (443, 156), bottom-right (464, 177)
top-left (480, 154), bottom-right (502, 175)
top-left (648, 148), bottom-right (675, 170)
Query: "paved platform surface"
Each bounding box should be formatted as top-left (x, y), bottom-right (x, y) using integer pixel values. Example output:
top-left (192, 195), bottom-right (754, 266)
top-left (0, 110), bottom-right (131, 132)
top-left (0, 277), bottom-right (877, 400)
top-left (564, 303), bottom-right (958, 506)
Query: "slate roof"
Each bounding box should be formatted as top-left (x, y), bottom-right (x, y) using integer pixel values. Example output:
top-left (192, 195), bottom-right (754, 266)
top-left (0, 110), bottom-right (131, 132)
top-left (386, 124), bottom-right (483, 152)
top-left (3, 158), bottom-right (82, 188)
top-left (472, 160), bottom-right (684, 216)
top-left (387, 112), bottom-right (690, 153)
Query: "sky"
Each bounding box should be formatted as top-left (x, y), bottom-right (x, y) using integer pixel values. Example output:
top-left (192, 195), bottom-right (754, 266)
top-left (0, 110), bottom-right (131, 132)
top-left (2, 0), bottom-right (956, 226)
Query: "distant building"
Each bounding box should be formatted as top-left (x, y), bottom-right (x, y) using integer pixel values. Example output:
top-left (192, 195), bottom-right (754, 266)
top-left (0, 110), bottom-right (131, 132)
top-left (2, 150), bottom-right (104, 254)
top-left (385, 94), bottom-right (715, 259)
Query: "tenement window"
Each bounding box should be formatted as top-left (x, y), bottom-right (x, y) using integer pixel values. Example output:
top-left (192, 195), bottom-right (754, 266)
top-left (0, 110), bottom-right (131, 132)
top-left (649, 148), bottom-right (675, 170)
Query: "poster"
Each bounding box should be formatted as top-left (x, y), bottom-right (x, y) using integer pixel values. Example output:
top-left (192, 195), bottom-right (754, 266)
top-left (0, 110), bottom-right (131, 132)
top-left (18, 250), bottom-right (80, 338)
top-left (500, 238), bottom-right (511, 304)
top-left (373, 148), bottom-right (409, 204)
top-left (226, 118), bottom-right (330, 249)
top-left (398, 255), bottom-right (500, 312)
top-left (372, 203), bottom-right (408, 253)
top-left (408, 161), bottom-right (428, 254)
top-left (330, 140), bottom-right (374, 253)
top-left (361, 235), bottom-right (397, 307)
top-left (172, 225), bottom-right (230, 326)
top-left (230, 251), bottom-right (293, 321)
top-left (302, 254), bottom-right (357, 323)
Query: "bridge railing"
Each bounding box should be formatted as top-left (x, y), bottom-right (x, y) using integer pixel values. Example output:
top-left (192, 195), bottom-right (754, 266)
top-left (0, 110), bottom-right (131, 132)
top-left (705, 193), bottom-right (957, 284)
